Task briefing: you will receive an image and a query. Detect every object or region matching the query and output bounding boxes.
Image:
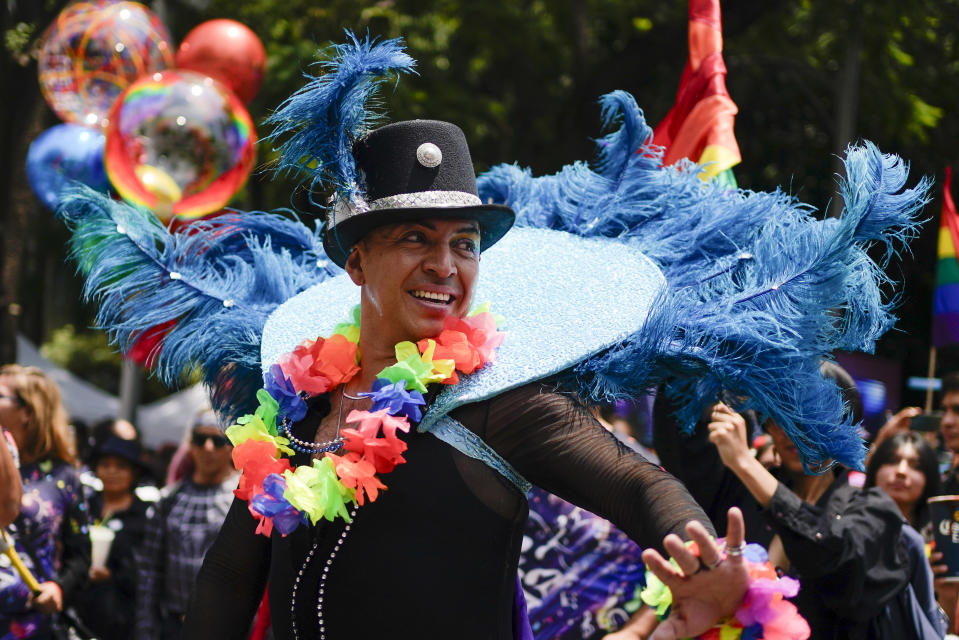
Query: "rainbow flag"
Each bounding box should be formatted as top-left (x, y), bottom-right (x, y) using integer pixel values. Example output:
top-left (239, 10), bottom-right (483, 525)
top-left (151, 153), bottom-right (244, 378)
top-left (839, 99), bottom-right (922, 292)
top-left (653, 0), bottom-right (741, 186)
top-left (934, 166), bottom-right (959, 346)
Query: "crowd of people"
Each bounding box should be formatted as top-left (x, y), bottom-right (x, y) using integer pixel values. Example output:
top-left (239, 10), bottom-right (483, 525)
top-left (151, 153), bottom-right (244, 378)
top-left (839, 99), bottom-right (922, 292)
top-left (1, 359), bottom-right (958, 639)
top-left (0, 365), bottom-right (237, 640)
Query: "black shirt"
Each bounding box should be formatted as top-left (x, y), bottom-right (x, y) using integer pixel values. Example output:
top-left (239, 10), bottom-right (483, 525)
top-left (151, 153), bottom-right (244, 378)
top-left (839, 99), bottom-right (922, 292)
top-left (183, 382), bottom-right (711, 639)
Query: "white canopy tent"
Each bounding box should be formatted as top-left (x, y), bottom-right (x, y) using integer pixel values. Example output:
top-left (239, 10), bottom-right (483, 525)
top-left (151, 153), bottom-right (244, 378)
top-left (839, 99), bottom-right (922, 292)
top-left (16, 335), bottom-right (210, 449)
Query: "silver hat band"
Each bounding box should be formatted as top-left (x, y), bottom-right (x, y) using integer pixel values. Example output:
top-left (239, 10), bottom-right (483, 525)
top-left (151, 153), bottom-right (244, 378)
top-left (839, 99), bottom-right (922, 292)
top-left (332, 190), bottom-right (483, 225)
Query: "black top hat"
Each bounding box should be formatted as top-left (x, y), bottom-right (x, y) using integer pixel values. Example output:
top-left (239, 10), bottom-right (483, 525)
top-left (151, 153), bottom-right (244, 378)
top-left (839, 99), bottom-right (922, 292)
top-left (91, 436), bottom-right (147, 473)
top-left (322, 120), bottom-right (515, 267)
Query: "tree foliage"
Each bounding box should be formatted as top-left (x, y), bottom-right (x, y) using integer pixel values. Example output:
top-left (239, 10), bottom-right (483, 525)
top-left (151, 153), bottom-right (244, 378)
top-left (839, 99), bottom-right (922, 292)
top-left (3, 0), bottom-right (958, 394)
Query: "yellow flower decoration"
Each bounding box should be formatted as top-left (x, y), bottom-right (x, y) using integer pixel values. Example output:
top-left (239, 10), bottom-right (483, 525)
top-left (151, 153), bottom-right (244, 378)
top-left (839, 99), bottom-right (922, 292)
top-left (283, 459), bottom-right (354, 524)
top-left (720, 623), bottom-right (744, 639)
top-left (380, 341), bottom-right (454, 392)
top-left (417, 340), bottom-right (455, 383)
top-left (226, 413), bottom-right (294, 456)
top-left (640, 571), bottom-right (673, 617)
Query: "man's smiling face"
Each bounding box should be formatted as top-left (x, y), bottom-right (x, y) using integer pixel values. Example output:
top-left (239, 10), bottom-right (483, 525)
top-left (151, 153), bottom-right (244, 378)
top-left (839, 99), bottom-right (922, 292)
top-left (346, 217), bottom-right (480, 345)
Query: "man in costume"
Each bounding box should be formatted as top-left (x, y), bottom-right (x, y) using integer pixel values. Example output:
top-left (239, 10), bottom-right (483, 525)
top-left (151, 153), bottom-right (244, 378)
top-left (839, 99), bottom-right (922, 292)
top-left (179, 117), bottom-right (751, 640)
top-left (57, 34), bottom-right (927, 640)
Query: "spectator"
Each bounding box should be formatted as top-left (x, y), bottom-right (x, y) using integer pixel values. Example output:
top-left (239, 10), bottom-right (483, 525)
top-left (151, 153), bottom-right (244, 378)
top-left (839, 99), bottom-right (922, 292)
top-left (705, 362), bottom-right (947, 638)
top-left (135, 411), bottom-right (237, 640)
top-left (0, 364), bottom-right (90, 639)
top-left (940, 372), bottom-right (959, 493)
top-left (866, 431), bottom-right (941, 533)
top-left (82, 417), bottom-right (160, 504)
top-left (75, 436), bottom-right (151, 640)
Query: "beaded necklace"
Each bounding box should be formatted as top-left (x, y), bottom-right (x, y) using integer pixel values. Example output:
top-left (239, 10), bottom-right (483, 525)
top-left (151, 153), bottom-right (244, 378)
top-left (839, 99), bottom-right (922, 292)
top-left (226, 303), bottom-right (504, 537)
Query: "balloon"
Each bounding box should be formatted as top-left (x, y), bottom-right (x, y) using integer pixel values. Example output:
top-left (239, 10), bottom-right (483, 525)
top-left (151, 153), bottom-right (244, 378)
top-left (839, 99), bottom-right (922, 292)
top-left (103, 69), bottom-right (257, 222)
top-left (38, 1), bottom-right (174, 129)
top-left (175, 19), bottom-right (267, 104)
top-left (26, 123), bottom-right (111, 211)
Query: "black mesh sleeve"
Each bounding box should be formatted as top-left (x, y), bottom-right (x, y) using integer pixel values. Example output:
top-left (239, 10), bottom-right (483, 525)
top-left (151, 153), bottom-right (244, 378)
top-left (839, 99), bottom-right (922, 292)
top-left (181, 498), bottom-right (271, 640)
top-left (453, 382), bottom-right (715, 552)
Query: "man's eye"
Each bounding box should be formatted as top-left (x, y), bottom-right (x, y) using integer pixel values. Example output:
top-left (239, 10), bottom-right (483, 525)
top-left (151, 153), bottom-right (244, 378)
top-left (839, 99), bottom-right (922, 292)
top-left (402, 232), bottom-right (425, 242)
top-left (456, 239), bottom-right (478, 253)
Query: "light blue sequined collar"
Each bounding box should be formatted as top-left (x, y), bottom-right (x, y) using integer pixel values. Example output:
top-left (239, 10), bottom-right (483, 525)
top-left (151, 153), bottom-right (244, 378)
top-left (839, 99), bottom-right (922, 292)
top-left (261, 228), bottom-right (665, 426)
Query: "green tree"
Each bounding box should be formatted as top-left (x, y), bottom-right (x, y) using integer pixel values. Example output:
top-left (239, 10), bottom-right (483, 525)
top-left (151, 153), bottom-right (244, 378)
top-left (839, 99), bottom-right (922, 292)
top-left (4, 0), bottom-right (959, 396)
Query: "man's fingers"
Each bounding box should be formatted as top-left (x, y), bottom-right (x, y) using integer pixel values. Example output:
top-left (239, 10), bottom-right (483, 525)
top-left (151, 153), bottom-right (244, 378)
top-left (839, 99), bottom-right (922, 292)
top-left (642, 547), bottom-right (685, 588)
top-left (664, 533), bottom-right (701, 577)
top-left (684, 520), bottom-right (721, 569)
top-left (713, 402), bottom-right (733, 415)
top-left (725, 507), bottom-right (746, 550)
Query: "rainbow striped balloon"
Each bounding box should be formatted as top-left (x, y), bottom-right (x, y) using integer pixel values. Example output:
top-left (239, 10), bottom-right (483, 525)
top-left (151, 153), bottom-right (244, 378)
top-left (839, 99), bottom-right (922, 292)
top-left (934, 166), bottom-right (959, 346)
top-left (103, 69), bottom-right (256, 222)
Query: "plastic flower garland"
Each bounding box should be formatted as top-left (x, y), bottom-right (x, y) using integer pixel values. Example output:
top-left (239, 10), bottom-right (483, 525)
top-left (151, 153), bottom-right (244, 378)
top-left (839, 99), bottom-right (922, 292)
top-left (225, 304), bottom-right (505, 537)
top-left (631, 542), bottom-right (810, 640)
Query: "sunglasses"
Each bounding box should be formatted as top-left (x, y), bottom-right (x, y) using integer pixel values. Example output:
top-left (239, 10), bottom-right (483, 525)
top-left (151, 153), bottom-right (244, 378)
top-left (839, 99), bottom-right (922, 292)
top-left (191, 433), bottom-right (231, 449)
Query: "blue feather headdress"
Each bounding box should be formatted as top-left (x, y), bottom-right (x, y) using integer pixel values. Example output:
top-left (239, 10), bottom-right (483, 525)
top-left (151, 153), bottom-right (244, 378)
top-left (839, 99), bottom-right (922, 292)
top-left (264, 32), bottom-right (416, 206)
top-left (478, 91), bottom-right (929, 470)
top-left (57, 188), bottom-right (335, 422)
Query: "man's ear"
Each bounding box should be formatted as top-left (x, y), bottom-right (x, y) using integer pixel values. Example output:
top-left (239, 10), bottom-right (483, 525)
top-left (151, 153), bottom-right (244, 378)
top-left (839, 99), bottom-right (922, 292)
top-left (344, 246), bottom-right (365, 285)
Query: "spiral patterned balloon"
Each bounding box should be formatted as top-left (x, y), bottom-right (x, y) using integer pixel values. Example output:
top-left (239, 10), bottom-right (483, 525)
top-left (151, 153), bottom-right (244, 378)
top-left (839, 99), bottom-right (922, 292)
top-left (38, 1), bottom-right (174, 129)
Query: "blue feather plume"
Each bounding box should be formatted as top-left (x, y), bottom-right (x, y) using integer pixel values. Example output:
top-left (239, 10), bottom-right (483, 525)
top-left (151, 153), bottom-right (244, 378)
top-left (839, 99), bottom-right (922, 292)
top-left (478, 91), bottom-right (930, 470)
top-left (57, 187), bottom-right (336, 422)
top-left (264, 32), bottom-right (416, 204)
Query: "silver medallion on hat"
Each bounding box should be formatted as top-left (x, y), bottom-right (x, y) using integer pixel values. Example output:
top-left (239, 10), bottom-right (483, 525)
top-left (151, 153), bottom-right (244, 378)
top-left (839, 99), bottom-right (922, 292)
top-left (416, 142), bottom-right (443, 168)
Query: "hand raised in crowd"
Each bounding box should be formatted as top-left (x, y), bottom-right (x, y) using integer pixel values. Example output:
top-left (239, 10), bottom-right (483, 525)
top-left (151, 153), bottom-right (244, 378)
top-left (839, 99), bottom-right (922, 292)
top-left (867, 406), bottom-right (921, 464)
top-left (641, 507), bottom-right (750, 640)
top-left (706, 403), bottom-right (751, 470)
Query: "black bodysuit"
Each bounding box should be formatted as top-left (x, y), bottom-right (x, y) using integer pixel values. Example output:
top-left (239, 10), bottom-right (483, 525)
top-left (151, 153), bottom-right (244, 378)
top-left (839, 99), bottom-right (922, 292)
top-left (183, 382), bottom-right (711, 639)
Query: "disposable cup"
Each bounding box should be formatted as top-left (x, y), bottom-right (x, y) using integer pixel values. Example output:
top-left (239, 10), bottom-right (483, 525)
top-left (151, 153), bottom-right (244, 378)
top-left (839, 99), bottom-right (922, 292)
top-left (929, 495), bottom-right (959, 581)
top-left (89, 524), bottom-right (115, 569)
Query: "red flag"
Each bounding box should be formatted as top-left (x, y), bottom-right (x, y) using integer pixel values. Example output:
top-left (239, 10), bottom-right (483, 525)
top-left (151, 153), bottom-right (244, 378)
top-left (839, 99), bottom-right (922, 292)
top-left (653, 0), bottom-right (741, 182)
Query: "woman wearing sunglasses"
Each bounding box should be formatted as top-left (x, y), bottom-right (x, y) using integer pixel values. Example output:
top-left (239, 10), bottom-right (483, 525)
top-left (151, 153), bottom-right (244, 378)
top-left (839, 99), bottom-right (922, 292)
top-left (0, 364), bottom-right (90, 639)
top-left (134, 411), bottom-right (236, 640)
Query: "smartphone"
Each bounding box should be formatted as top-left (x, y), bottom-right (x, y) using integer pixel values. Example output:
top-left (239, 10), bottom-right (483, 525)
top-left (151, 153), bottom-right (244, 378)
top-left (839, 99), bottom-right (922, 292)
top-left (912, 411), bottom-right (944, 432)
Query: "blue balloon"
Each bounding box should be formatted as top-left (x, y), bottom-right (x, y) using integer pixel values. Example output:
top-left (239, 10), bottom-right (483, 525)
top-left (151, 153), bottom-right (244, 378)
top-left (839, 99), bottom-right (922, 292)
top-left (26, 123), bottom-right (111, 211)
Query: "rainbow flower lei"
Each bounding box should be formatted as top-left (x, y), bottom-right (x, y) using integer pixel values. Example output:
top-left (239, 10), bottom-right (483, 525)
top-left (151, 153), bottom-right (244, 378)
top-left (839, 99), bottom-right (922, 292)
top-left (632, 541), bottom-right (810, 640)
top-left (225, 303), bottom-right (505, 537)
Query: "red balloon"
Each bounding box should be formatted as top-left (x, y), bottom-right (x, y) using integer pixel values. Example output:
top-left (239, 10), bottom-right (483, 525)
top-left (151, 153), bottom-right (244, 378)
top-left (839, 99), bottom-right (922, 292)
top-left (175, 19), bottom-right (266, 104)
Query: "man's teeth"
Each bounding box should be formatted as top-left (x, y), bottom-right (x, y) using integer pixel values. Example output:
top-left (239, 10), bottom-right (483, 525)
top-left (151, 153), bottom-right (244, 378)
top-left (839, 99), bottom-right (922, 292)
top-left (411, 290), bottom-right (452, 303)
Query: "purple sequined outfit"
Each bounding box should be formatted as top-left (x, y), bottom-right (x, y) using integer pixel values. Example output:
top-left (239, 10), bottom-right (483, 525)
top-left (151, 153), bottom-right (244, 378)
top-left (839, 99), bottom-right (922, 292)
top-left (0, 459), bottom-right (90, 639)
top-left (520, 487), bottom-right (646, 639)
